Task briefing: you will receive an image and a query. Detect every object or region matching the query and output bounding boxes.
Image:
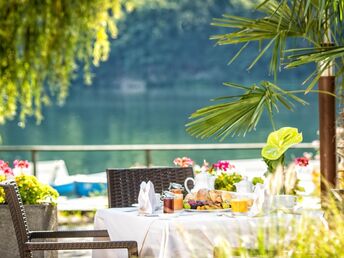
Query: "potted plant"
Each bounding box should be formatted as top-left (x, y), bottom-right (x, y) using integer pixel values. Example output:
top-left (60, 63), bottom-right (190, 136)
top-left (0, 160), bottom-right (59, 258)
top-left (261, 127), bottom-right (307, 209)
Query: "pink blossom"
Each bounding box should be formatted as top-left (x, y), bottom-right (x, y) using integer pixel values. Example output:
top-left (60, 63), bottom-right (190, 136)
top-left (294, 157), bottom-right (309, 167)
top-left (213, 160), bottom-right (235, 171)
top-left (0, 160), bottom-right (7, 168)
top-left (173, 157), bottom-right (194, 168)
top-left (3, 167), bottom-right (13, 175)
top-left (13, 160), bottom-right (30, 169)
top-left (0, 160), bottom-right (14, 176)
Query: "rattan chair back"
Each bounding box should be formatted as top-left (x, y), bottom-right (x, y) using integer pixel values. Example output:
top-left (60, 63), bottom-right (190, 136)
top-left (0, 181), bottom-right (31, 258)
top-left (106, 167), bottom-right (194, 208)
top-left (0, 180), bottom-right (139, 258)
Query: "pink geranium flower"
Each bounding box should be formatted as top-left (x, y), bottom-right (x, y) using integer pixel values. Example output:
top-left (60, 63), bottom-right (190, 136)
top-left (3, 167), bottom-right (13, 175)
top-left (213, 160), bottom-right (235, 171)
top-left (0, 160), bottom-right (14, 176)
top-left (173, 157), bottom-right (194, 168)
top-left (294, 157), bottom-right (309, 167)
top-left (13, 160), bottom-right (30, 169)
top-left (0, 160), bottom-right (7, 168)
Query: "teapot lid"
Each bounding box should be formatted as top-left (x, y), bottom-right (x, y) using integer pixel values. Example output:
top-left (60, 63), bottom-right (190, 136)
top-left (162, 190), bottom-right (175, 198)
top-left (168, 182), bottom-right (184, 190)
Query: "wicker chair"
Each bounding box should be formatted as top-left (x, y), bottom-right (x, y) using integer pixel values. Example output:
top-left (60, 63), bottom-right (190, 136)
top-left (0, 181), bottom-right (138, 258)
top-left (106, 167), bottom-right (194, 208)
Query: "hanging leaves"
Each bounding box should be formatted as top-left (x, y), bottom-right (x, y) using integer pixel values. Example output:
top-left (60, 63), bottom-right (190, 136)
top-left (0, 0), bottom-right (134, 126)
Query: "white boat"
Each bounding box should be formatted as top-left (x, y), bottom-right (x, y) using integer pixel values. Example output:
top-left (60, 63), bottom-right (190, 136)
top-left (27, 160), bottom-right (107, 197)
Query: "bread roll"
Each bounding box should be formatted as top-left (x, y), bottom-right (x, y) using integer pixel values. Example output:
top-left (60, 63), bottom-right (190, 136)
top-left (196, 188), bottom-right (209, 201)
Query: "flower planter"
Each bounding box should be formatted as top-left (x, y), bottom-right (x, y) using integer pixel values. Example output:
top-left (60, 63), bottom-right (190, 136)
top-left (0, 204), bottom-right (57, 258)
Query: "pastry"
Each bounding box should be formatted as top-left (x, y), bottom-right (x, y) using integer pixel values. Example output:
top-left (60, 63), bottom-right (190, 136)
top-left (196, 188), bottom-right (209, 201)
top-left (208, 190), bottom-right (218, 203)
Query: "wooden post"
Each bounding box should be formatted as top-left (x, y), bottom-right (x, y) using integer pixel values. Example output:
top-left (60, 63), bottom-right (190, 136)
top-left (31, 150), bottom-right (37, 177)
top-left (145, 150), bottom-right (152, 167)
top-left (318, 76), bottom-right (337, 197)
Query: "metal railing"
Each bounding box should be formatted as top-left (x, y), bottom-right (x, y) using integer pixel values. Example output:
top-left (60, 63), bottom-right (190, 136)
top-left (0, 143), bottom-right (317, 176)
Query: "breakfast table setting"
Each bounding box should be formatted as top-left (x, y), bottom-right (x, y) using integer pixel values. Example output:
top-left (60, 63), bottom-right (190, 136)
top-left (92, 157), bottom-right (323, 258)
top-left (93, 206), bottom-right (305, 258)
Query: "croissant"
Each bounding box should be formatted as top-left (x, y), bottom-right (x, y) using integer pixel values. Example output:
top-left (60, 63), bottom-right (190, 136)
top-left (208, 190), bottom-right (218, 203)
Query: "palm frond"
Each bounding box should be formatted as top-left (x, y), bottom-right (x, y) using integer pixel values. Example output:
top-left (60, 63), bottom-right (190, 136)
top-left (286, 46), bottom-right (344, 67)
top-left (285, 46), bottom-right (344, 91)
top-left (211, 0), bottom-right (344, 86)
top-left (186, 81), bottom-right (308, 140)
top-left (209, 0), bottom-right (325, 79)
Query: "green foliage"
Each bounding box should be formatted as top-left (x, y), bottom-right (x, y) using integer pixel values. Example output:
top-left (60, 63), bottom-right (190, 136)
top-left (252, 176), bottom-right (264, 185)
top-left (263, 156), bottom-right (285, 175)
top-left (0, 174), bottom-right (59, 205)
top-left (214, 172), bottom-right (242, 191)
top-left (0, 0), bottom-right (134, 125)
top-left (186, 81), bottom-right (308, 140)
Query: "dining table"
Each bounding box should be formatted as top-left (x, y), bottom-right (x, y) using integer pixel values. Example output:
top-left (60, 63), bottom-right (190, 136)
top-left (92, 206), bottom-right (322, 258)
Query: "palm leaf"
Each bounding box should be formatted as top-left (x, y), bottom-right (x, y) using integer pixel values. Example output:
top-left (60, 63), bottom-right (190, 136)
top-left (188, 0), bottom-right (344, 141)
top-left (210, 0), bottom-right (344, 86)
top-left (286, 46), bottom-right (344, 67)
top-left (186, 81), bottom-right (308, 140)
top-left (209, 0), bottom-right (322, 80)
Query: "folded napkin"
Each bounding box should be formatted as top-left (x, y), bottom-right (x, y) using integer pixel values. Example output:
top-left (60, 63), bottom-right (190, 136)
top-left (249, 183), bottom-right (267, 216)
top-left (138, 181), bottom-right (157, 214)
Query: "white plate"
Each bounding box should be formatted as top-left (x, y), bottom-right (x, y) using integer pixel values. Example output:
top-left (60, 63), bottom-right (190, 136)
top-left (184, 208), bottom-right (231, 213)
top-left (118, 207), bottom-right (138, 212)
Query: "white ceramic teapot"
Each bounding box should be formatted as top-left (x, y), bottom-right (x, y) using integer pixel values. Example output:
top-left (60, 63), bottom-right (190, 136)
top-left (234, 177), bottom-right (254, 193)
top-left (184, 171), bottom-right (215, 194)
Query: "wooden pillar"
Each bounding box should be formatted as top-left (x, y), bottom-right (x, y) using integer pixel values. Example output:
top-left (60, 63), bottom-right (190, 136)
top-left (318, 76), bottom-right (336, 197)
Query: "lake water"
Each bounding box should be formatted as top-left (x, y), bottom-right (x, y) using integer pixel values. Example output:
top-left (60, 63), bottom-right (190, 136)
top-left (0, 82), bottom-right (319, 175)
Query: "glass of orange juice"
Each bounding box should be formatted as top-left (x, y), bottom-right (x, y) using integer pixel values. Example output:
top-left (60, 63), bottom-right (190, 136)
top-left (231, 198), bottom-right (249, 214)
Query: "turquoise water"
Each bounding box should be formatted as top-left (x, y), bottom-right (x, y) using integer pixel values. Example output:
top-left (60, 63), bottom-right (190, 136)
top-left (0, 82), bottom-right (318, 174)
top-left (0, 2), bottom-right (321, 174)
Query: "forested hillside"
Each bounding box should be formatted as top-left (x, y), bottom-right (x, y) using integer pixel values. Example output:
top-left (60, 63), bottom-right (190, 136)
top-left (84, 0), bottom-right (311, 90)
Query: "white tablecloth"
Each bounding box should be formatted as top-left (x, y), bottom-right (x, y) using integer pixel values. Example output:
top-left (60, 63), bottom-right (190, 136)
top-left (92, 207), bottom-right (319, 258)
